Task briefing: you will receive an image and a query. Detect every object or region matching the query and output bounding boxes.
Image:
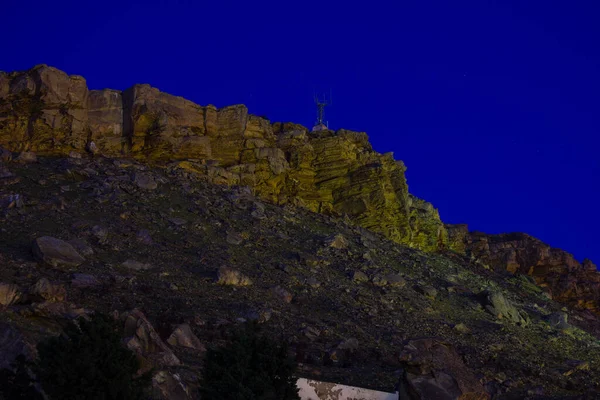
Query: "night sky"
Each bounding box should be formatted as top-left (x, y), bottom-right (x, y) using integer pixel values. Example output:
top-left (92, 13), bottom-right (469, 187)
top-left (3, 1), bottom-right (599, 264)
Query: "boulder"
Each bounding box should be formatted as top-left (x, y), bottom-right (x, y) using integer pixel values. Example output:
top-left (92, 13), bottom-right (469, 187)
top-left (31, 278), bottom-right (67, 302)
top-left (90, 225), bottom-right (109, 244)
top-left (166, 324), bottom-right (205, 351)
top-left (134, 172), bottom-right (158, 190)
top-left (548, 312), bottom-right (570, 331)
top-left (32, 236), bottom-right (85, 269)
top-left (121, 259), bottom-right (153, 271)
top-left (306, 277), bottom-right (321, 288)
top-left (453, 323), bottom-right (471, 334)
top-left (301, 326), bottom-right (321, 341)
top-left (387, 273), bottom-right (407, 287)
top-left (244, 308), bottom-right (272, 323)
top-left (372, 274), bottom-right (388, 287)
top-left (0, 283), bottom-right (21, 306)
top-left (16, 151), bottom-right (37, 163)
top-left (216, 266), bottom-right (252, 286)
top-left (272, 285), bottom-right (293, 303)
top-left (418, 285), bottom-right (438, 300)
top-left (226, 230), bottom-right (244, 245)
top-left (399, 338), bottom-right (489, 400)
top-left (352, 271), bottom-right (369, 283)
top-left (327, 234), bottom-right (349, 250)
top-left (123, 309), bottom-right (180, 373)
top-left (481, 290), bottom-right (529, 325)
top-left (71, 273), bottom-right (101, 288)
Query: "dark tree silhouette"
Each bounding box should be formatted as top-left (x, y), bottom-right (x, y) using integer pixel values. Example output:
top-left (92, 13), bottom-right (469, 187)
top-left (200, 323), bottom-right (300, 400)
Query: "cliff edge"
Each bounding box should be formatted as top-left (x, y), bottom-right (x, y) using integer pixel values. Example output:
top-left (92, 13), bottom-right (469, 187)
top-left (0, 65), bottom-right (446, 251)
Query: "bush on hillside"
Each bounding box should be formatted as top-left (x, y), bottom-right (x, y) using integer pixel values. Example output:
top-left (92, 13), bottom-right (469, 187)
top-left (0, 314), bottom-right (149, 400)
top-left (36, 313), bottom-right (149, 400)
top-left (200, 323), bottom-right (299, 400)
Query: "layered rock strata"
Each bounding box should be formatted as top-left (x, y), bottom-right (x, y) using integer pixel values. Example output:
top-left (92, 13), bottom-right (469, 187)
top-left (0, 65), bottom-right (446, 250)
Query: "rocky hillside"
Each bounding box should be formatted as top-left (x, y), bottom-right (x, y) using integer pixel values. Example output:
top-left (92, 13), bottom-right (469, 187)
top-left (447, 225), bottom-right (600, 313)
top-left (0, 64), bottom-right (445, 251)
top-left (1, 65), bottom-right (600, 399)
top-left (1, 154), bottom-right (600, 399)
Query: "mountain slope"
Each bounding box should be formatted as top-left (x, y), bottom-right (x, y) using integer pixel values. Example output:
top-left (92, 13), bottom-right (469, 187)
top-left (0, 155), bottom-right (599, 399)
top-left (1, 65), bottom-right (600, 399)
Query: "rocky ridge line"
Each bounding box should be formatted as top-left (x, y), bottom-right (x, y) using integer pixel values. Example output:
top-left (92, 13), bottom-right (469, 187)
top-left (447, 224), bottom-right (600, 312)
top-left (0, 64), bottom-right (445, 251)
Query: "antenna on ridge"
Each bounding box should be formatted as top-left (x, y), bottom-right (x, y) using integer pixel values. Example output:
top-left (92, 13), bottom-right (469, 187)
top-left (312, 89), bottom-right (332, 132)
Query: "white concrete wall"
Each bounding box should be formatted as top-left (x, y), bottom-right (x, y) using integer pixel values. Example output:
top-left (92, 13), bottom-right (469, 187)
top-left (297, 378), bottom-right (398, 400)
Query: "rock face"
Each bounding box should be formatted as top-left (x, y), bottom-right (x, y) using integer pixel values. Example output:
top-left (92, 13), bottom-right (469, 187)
top-left (0, 65), bottom-right (446, 252)
top-left (0, 65), bottom-right (88, 154)
top-left (447, 226), bottom-right (600, 312)
top-left (445, 224), bottom-right (469, 254)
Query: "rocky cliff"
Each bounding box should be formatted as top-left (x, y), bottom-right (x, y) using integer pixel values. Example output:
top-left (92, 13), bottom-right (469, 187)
top-left (2, 64), bottom-right (598, 314)
top-left (2, 156), bottom-right (600, 398)
top-left (447, 224), bottom-right (600, 312)
top-left (0, 65), bottom-right (445, 251)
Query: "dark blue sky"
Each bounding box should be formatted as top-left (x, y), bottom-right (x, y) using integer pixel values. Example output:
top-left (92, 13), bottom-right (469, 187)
top-left (3, 1), bottom-right (599, 264)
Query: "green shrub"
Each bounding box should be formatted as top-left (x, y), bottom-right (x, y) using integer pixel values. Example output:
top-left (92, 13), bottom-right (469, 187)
top-left (200, 323), bottom-right (299, 400)
top-left (36, 314), bottom-right (149, 400)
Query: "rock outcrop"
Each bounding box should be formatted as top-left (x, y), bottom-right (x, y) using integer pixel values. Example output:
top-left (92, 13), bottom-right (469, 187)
top-left (447, 226), bottom-right (600, 312)
top-left (122, 309), bottom-right (180, 373)
top-left (481, 290), bottom-right (529, 326)
top-left (399, 338), bottom-right (489, 400)
top-left (0, 65), bottom-right (446, 251)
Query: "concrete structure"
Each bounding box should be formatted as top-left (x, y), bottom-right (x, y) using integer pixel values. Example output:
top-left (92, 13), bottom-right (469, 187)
top-left (297, 378), bottom-right (398, 400)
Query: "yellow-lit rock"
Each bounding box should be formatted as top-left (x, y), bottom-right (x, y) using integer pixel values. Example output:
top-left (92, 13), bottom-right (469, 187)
top-left (0, 65), bottom-right (448, 252)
